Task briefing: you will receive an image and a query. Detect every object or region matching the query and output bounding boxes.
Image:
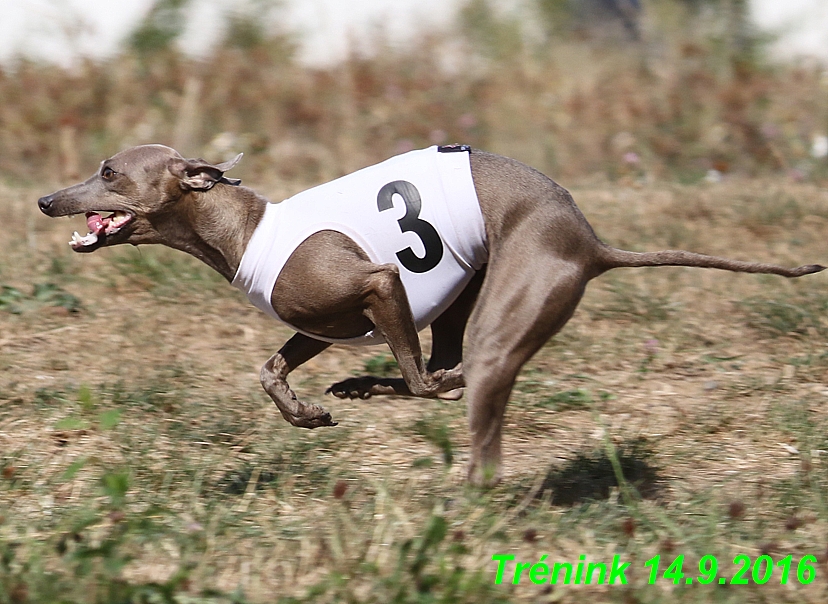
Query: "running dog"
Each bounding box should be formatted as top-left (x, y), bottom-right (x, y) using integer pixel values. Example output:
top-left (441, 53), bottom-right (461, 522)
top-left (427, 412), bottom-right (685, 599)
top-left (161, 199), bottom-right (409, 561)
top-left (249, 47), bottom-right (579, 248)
top-left (37, 144), bottom-right (824, 485)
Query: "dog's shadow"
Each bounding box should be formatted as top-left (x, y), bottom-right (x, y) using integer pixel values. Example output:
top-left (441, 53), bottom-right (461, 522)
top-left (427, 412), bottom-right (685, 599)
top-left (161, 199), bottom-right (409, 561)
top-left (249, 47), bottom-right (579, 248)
top-left (538, 438), bottom-right (664, 506)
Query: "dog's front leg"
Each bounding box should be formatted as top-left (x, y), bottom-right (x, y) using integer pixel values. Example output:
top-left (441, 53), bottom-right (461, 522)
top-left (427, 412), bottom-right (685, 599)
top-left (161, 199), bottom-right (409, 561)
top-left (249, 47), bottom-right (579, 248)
top-left (328, 263), bottom-right (464, 400)
top-left (261, 333), bottom-right (336, 428)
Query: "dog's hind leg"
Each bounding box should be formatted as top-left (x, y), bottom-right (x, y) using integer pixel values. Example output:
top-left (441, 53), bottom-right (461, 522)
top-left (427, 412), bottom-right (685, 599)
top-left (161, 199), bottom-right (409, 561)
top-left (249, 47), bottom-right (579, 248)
top-left (261, 333), bottom-right (336, 428)
top-left (326, 263), bottom-right (466, 400)
top-left (427, 268), bottom-right (485, 372)
top-left (425, 268), bottom-right (485, 400)
top-left (327, 269), bottom-right (484, 401)
top-left (463, 255), bottom-right (588, 487)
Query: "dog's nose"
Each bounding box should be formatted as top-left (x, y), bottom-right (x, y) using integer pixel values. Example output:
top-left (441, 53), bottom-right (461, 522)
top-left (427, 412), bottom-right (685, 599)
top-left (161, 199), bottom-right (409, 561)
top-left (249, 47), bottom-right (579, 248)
top-left (38, 195), bottom-right (54, 213)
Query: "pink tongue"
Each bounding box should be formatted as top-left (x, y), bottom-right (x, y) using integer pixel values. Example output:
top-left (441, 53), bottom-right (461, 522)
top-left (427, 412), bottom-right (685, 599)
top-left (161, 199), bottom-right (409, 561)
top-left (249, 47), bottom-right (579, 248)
top-left (86, 212), bottom-right (108, 235)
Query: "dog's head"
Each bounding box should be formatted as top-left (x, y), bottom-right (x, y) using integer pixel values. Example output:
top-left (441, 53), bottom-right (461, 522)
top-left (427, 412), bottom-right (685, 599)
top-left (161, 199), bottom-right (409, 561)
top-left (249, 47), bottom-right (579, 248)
top-left (37, 144), bottom-right (242, 252)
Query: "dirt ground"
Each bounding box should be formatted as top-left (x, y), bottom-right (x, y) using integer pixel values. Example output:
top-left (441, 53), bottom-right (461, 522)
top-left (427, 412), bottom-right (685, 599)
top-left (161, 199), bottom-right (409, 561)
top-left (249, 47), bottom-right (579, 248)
top-left (1, 175), bottom-right (828, 603)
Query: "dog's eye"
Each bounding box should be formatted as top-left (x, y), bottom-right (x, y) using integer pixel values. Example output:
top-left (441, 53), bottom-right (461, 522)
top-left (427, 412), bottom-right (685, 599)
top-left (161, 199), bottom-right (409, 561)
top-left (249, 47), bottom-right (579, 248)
top-left (101, 167), bottom-right (117, 181)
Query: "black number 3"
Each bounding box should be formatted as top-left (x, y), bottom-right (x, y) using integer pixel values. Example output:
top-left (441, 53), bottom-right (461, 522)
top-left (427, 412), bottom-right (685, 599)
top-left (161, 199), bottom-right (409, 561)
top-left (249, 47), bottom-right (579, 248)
top-left (377, 180), bottom-right (444, 273)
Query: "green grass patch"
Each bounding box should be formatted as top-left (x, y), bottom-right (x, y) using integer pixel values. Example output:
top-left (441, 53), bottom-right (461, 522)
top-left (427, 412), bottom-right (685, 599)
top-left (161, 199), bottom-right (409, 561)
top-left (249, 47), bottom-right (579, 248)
top-left (740, 293), bottom-right (828, 338)
top-left (363, 353), bottom-right (399, 377)
top-left (412, 414), bottom-right (454, 466)
top-left (592, 278), bottom-right (675, 323)
top-left (108, 247), bottom-right (226, 295)
top-left (0, 282), bottom-right (82, 314)
top-left (537, 388), bottom-right (593, 411)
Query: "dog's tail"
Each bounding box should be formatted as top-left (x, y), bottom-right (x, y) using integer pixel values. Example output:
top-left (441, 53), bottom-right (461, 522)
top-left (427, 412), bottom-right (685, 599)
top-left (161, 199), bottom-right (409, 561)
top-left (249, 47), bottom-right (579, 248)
top-left (595, 245), bottom-right (825, 278)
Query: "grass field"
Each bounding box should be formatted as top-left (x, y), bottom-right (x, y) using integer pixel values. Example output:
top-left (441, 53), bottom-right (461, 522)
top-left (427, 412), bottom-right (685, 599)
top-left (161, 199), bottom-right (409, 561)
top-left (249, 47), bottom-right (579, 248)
top-left (1, 173), bottom-right (827, 603)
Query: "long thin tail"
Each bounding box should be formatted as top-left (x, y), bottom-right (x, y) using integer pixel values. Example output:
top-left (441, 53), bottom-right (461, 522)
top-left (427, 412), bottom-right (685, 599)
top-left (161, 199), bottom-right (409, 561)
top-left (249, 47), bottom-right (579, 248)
top-left (596, 245), bottom-right (825, 278)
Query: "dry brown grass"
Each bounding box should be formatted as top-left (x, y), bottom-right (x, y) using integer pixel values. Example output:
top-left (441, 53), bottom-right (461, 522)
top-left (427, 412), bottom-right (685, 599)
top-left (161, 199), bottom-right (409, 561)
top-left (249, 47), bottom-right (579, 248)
top-left (2, 172), bottom-right (828, 602)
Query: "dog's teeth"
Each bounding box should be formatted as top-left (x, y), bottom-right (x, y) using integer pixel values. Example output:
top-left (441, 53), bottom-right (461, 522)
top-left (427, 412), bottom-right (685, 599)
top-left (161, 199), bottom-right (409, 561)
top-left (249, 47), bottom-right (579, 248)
top-left (70, 230), bottom-right (98, 247)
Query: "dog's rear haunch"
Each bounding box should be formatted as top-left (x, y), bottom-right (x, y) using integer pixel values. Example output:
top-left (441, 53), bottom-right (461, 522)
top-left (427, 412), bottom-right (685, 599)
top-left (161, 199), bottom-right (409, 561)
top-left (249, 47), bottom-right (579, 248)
top-left (38, 144), bottom-right (825, 486)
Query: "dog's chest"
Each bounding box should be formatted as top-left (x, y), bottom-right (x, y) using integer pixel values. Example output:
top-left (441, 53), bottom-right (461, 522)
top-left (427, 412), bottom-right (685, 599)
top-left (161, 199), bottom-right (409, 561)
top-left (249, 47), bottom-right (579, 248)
top-left (233, 146), bottom-right (488, 344)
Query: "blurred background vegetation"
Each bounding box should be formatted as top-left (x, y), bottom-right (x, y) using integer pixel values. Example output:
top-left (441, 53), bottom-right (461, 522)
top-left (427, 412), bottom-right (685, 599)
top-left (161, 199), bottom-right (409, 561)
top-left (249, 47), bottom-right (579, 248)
top-left (1, 0), bottom-right (826, 186)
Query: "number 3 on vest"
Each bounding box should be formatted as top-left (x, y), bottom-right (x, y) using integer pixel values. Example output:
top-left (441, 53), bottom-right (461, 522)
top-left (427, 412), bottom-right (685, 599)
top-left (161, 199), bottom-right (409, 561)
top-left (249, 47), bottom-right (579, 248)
top-left (377, 180), bottom-right (444, 273)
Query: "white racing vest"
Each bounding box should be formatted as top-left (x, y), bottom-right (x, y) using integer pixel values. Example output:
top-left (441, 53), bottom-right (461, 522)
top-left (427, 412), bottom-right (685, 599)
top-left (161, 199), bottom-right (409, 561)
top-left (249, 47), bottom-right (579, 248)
top-left (232, 146), bottom-right (488, 345)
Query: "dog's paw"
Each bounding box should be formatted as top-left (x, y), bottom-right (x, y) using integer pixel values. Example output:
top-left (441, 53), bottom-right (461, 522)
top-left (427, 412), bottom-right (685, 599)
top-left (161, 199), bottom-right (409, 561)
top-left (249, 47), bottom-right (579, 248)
top-left (437, 388), bottom-right (464, 401)
top-left (326, 376), bottom-right (379, 400)
top-left (284, 404), bottom-right (338, 429)
top-left (420, 365), bottom-right (464, 396)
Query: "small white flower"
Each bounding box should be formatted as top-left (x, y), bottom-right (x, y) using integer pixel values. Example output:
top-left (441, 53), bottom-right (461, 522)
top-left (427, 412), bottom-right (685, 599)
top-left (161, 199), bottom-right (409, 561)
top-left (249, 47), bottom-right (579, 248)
top-left (704, 169), bottom-right (723, 183)
top-left (811, 134), bottom-right (828, 159)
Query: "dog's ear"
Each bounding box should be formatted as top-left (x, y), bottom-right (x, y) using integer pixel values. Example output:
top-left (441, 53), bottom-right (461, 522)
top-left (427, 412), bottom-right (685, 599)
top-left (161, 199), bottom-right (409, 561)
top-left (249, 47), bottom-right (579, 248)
top-left (168, 153), bottom-right (243, 191)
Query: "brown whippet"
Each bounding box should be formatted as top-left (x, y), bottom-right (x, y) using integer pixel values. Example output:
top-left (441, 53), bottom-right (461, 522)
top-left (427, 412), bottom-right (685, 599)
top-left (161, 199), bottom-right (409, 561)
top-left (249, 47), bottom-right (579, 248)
top-left (37, 144), bottom-right (824, 486)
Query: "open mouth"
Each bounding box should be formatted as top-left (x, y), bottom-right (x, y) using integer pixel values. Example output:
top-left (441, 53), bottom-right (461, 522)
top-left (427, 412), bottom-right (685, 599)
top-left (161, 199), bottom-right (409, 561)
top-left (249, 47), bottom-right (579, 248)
top-left (69, 211), bottom-right (134, 251)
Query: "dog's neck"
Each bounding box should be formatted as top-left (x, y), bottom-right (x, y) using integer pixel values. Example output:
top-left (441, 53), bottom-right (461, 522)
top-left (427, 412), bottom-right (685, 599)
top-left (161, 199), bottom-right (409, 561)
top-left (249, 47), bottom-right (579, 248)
top-left (158, 185), bottom-right (267, 281)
